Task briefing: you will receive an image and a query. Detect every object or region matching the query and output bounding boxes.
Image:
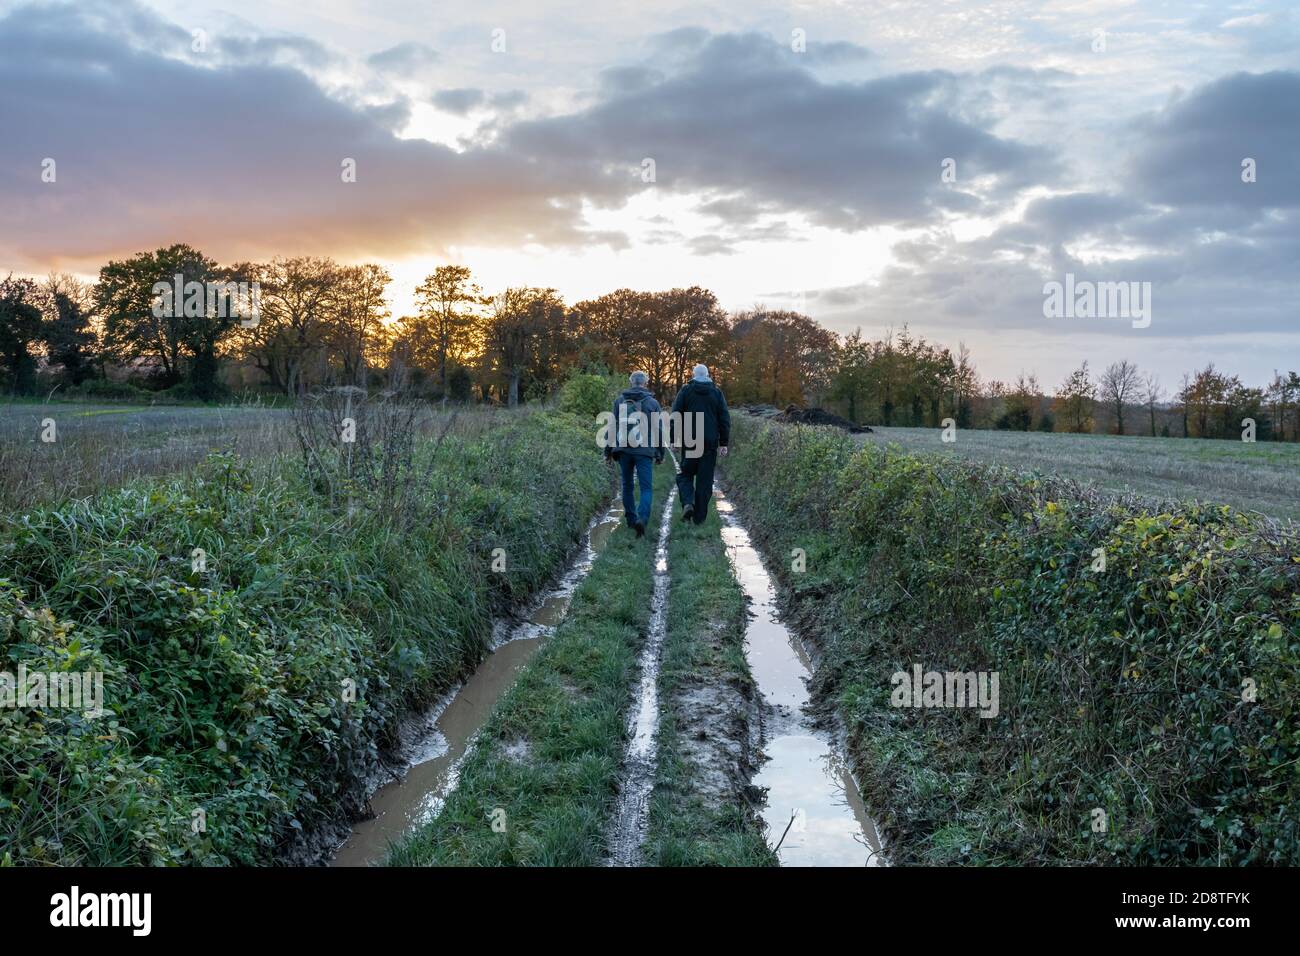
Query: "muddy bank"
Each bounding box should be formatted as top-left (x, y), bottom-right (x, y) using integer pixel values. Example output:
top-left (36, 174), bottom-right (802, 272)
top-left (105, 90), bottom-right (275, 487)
top-left (280, 493), bottom-right (624, 867)
top-left (665, 617), bottom-right (764, 809)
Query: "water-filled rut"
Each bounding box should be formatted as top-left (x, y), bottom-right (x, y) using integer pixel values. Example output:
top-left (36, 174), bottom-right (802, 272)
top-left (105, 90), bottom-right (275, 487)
top-left (604, 485), bottom-right (678, 867)
top-left (715, 487), bottom-right (886, 867)
top-left (330, 496), bottom-right (625, 867)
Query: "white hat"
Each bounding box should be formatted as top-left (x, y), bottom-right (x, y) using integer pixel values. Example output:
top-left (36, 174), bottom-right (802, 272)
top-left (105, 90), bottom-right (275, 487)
top-left (692, 363), bottom-right (711, 382)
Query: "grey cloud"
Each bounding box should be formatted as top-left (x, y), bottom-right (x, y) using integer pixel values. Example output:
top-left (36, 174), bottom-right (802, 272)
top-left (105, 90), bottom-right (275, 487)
top-left (365, 98), bottom-right (413, 131)
top-left (0, 0), bottom-right (615, 267)
top-left (433, 87), bottom-right (527, 118)
top-left (687, 235), bottom-right (737, 257)
top-left (696, 195), bottom-right (773, 225)
top-left (804, 40), bottom-right (875, 65)
top-left (1129, 71), bottom-right (1300, 211)
top-left (598, 65), bottom-right (666, 95)
top-left (505, 30), bottom-right (1057, 229)
top-left (645, 228), bottom-right (685, 244)
top-left (491, 90), bottom-right (528, 111)
top-left (647, 27), bottom-right (711, 55)
top-left (990, 192), bottom-right (1145, 247)
top-left (367, 41), bottom-right (439, 76)
top-left (217, 34), bottom-right (342, 72)
top-left (433, 88), bottom-right (486, 114)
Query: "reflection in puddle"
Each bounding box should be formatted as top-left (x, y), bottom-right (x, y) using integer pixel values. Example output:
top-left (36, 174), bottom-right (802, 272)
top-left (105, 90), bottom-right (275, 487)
top-left (331, 496), bottom-right (624, 866)
top-left (606, 487), bottom-right (677, 866)
top-left (716, 487), bottom-right (885, 867)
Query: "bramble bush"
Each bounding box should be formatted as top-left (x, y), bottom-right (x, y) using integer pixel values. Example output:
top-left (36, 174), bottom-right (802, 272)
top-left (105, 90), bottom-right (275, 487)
top-left (0, 411), bottom-right (608, 865)
top-left (557, 370), bottom-right (618, 422)
top-left (722, 417), bottom-right (1299, 864)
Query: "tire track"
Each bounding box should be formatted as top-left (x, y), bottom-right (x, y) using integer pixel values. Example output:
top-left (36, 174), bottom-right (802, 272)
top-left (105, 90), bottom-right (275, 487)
top-left (605, 463), bottom-right (678, 867)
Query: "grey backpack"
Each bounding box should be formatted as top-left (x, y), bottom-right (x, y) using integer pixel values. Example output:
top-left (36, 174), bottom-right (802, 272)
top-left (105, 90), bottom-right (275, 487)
top-left (618, 395), bottom-right (647, 448)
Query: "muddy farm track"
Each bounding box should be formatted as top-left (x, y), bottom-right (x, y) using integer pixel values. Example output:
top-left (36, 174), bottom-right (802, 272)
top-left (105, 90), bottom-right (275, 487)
top-left (13, 410), bottom-right (1290, 870)
top-left (329, 455), bottom-right (885, 867)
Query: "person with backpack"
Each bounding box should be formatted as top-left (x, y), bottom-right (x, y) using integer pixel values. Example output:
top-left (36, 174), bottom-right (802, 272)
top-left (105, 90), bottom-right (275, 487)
top-left (605, 370), bottom-right (664, 538)
top-left (670, 363), bottom-right (730, 525)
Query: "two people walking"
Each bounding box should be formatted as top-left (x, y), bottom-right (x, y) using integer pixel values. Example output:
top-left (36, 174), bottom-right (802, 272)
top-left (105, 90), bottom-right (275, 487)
top-left (605, 364), bottom-right (730, 537)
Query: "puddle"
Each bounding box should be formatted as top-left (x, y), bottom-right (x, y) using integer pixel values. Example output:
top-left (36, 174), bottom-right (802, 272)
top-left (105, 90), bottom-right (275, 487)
top-left (715, 489), bottom-right (886, 867)
top-left (330, 496), bottom-right (625, 867)
top-left (605, 486), bottom-right (678, 867)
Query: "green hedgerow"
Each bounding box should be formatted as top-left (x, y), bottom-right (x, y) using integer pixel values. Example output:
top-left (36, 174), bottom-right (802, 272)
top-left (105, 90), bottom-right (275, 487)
top-left (722, 417), bottom-right (1300, 865)
top-left (0, 411), bottom-right (609, 865)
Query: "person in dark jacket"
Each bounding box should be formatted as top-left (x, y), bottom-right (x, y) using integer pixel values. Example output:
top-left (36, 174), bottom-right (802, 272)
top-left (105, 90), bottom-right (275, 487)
top-left (607, 370), bottom-right (664, 538)
top-left (670, 363), bottom-right (730, 524)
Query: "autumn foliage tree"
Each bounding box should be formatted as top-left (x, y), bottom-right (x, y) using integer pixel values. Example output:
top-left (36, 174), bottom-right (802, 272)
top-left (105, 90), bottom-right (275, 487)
top-left (325, 264), bottom-right (392, 386)
top-left (403, 265), bottom-right (487, 397)
top-left (724, 309), bottom-right (837, 406)
top-left (237, 256), bottom-right (337, 395)
top-left (482, 287), bottom-right (566, 406)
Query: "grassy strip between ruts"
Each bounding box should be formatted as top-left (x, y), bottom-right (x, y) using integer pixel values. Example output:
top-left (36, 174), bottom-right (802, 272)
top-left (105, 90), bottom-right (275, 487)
top-left (386, 460), bottom-right (674, 866)
top-left (721, 416), bottom-right (1299, 865)
top-left (644, 505), bottom-right (777, 866)
top-left (0, 411), bottom-right (608, 865)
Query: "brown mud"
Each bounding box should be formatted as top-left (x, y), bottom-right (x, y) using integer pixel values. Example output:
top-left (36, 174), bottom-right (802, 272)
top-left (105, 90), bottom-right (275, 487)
top-left (666, 614), bottom-right (766, 809)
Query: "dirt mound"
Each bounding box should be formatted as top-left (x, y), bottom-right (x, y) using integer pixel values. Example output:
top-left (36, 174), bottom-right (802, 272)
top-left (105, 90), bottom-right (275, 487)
top-left (772, 405), bottom-right (872, 433)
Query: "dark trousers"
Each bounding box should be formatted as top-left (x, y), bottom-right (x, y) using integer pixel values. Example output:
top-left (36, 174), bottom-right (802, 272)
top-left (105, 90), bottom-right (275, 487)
top-left (676, 445), bottom-right (718, 523)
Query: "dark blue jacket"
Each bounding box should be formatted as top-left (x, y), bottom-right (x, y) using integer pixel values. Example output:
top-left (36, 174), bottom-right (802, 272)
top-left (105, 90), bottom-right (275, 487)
top-left (611, 386), bottom-right (664, 459)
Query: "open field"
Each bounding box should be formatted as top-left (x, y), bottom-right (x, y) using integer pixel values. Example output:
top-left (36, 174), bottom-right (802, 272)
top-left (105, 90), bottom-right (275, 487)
top-left (0, 400), bottom-right (522, 511)
top-left (0, 401), bottom-right (294, 511)
top-left (857, 426), bottom-right (1300, 523)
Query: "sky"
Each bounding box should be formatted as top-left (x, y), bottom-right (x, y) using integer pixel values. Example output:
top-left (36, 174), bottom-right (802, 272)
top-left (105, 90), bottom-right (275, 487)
top-left (1, 0), bottom-right (1297, 388)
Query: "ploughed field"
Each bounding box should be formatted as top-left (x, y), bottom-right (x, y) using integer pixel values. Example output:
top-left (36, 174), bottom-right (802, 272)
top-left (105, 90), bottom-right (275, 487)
top-left (0, 401), bottom-right (294, 510)
top-left (858, 426), bottom-right (1300, 522)
top-left (0, 400), bottom-right (510, 511)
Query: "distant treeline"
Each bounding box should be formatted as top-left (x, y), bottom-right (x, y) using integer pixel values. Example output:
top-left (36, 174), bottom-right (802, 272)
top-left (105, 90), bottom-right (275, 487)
top-left (2, 245), bottom-right (1296, 440)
